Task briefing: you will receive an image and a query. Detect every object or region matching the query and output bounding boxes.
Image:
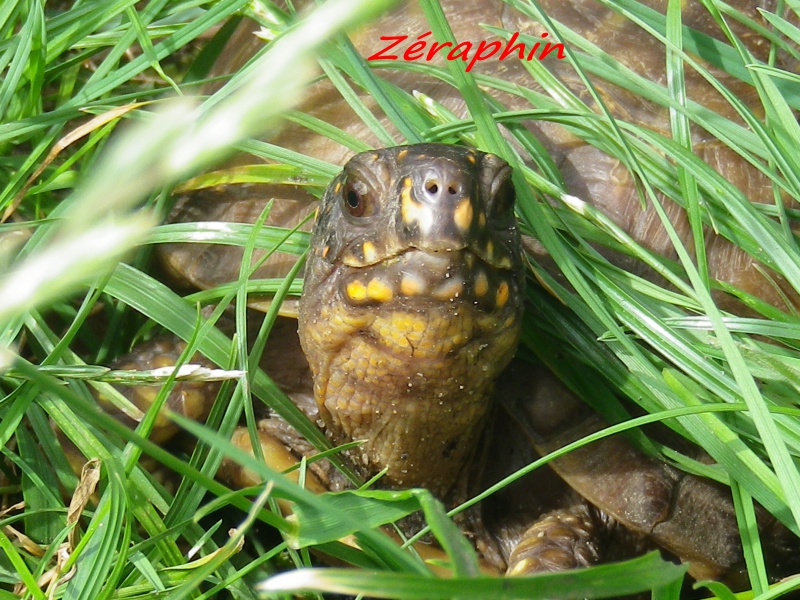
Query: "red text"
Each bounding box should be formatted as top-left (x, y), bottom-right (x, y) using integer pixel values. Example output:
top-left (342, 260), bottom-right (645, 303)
top-left (367, 31), bottom-right (565, 72)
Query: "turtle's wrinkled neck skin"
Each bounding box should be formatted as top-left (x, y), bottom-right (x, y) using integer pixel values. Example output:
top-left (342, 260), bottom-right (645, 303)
top-left (299, 144), bottom-right (524, 498)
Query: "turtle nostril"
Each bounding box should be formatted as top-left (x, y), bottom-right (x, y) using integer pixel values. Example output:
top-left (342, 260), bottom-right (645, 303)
top-left (448, 183), bottom-right (459, 195)
top-left (425, 180), bottom-right (439, 195)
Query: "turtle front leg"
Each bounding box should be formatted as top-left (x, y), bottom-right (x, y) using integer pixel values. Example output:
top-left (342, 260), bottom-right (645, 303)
top-left (505, 501), bottom-right (599, 575)
top-left (218, 421), bottom-right (334, 495)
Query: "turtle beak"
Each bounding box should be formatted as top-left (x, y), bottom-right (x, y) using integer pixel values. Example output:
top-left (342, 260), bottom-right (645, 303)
top-left (396, 155), bottom-right (480, 253)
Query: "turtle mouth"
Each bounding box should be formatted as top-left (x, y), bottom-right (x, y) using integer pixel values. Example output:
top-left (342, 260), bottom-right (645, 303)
top-left (337, 247), bottom-right (517, 312)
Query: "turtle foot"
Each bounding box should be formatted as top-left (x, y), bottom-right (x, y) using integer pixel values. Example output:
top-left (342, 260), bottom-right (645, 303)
top-left (505, 502), bottom-right (599, 575)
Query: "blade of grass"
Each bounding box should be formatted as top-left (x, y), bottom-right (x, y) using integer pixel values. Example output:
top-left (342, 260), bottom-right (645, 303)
top-left (666, 0), bottom-right (708, 286)
top-left (260, 552), bottom-right (685, 599)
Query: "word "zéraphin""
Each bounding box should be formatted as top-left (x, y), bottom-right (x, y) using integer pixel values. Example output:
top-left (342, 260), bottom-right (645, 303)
top-left (367, 31), bottom-right (565, 72)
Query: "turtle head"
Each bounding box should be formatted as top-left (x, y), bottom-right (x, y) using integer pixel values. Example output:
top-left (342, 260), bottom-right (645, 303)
top-left (299, 144), bottom-right (524, 497)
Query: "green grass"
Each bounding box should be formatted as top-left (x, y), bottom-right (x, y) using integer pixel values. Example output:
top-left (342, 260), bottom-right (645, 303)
top-left (1, 0), bottom-right (799, 599)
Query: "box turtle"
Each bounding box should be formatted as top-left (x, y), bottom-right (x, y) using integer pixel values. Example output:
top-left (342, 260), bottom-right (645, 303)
top-left (97, 0), bottom-right (800, 594)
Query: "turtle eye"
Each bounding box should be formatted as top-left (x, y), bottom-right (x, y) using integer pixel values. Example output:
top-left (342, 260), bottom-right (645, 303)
top-left (343, 178), bottom-right (370, 217)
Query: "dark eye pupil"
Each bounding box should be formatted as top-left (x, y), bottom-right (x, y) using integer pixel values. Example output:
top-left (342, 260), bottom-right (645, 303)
top-left (343, 180), bottom-right (369, 217)
top-left (347, 190), bottom-right (361, 209)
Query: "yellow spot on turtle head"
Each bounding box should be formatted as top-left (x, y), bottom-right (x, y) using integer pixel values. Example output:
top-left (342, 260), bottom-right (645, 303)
top-left (400, 178), bottom-right (415, 223)
top-left (496, 281), bottom-right (510, 308)
top-left (401, 177), bottom-right (431, 231)
top-left (322, 245), bottom-right (330, 258)
top-left (466, 152), bottom-right (476, 164)
top-left (367, 278), bottom-right (394, 302)
top-left (453, 198), bottom-right (473, 232)
top-left (474, 271), bottom-right (489, 297)
top-left (362, 241), bottom-right (378, 263)
top-left (486, 240), bottom-right (494, 258)
top-left (400, 273), bottom-right (425, 296)
top-left (346, 280), bottom-right (367, 302)
top-left (334, 182), bottom-right (342, 194)
top-left (397, 148), bottom-right (409, 161)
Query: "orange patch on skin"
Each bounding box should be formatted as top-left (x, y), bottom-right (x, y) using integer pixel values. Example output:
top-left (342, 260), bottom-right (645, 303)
top-left (496, 281), bottom-right (510, 308)
top-left (367, 278), bottom-right (394, 302)
top-left (453, 198), bottom-right (473, 232)
top-left (400, 177), bottom-right (414, 211)
top-left (346, 280), bottom-right (367, 302)
top-left (401, 177), bottom-right (433, 232)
